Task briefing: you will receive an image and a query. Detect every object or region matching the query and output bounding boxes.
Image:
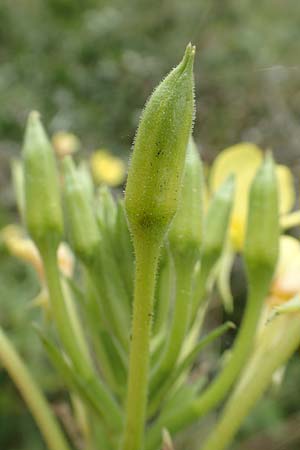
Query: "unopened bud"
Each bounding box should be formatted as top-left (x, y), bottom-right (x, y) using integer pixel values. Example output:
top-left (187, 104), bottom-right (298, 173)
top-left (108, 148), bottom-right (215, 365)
top-left (244, 153), bottom-right (279, 281)
top-left (202, 175), bottom-right (235, 270)
top-left (11, 158), bottom-right (25, 223)
top-left (96, 185), bottom-right (117, 233)
top-left (23, 112), bottom-right (63, 247)
top-left (168, 137), bottom-right (204, 264)
top-left (63, 156), bottom-right (100, 263)
top-left (125, 44), bottom-right (195, 242)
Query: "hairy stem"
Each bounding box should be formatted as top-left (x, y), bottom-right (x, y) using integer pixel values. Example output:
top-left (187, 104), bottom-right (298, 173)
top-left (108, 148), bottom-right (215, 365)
top-left (121, 235), bottom-right (161, 450)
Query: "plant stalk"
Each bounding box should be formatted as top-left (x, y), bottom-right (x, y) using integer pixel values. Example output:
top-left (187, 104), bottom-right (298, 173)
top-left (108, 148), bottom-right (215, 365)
top-left (121, 235), bottom-right (161, 450)
top-left (0, 327), bottom-right (71, 450)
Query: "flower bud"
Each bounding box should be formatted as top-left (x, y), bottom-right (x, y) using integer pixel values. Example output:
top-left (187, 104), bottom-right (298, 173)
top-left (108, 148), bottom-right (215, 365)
top-left (11, 158), bottom-right (25, 223)
top-left (168, 137), bottom-right (204, 264)
top-left (96, 185), bottom-right (117, 233)
top-left (113, 200), bottom-right (134, 297)
top-left (125, 44), bottom-right (195, 242)
top-left (23, 112), bottom-right (63, 247)
top-left (202, 175), bottom-right (235, 270)
top-left (244, 153), bottom-right (279, 281)
top-left (63, 156), bottom-right (101, 263)
top-left (77, 161), bottom-right (95, 203)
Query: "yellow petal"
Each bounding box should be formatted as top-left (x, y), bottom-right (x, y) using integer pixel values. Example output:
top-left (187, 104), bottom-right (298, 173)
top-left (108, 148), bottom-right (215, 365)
top-left (90, 149), bottom-right (126, 187)
top-left (281, 210), bottom-right (300, 230)
top-left (210, 143), bottom-right (295, 250)
top-left (57, 243), bottom-right (74, 278)
top-left (276, 165), bottom-right (295, 215)
top-left (276, 236), bottom-right (300, 274)
top-left (52, 131), bottom-right (80, 158)
top-left (1, 225), bottom-right (74, 283)
top-left (210, 143), bottom-right (263, 194)
top-left (210, 143), bottom-right (263, 249)
top-left (271, 236), bottom-right (300, 300)
top-left (1, 225), bottom-right (44, 279)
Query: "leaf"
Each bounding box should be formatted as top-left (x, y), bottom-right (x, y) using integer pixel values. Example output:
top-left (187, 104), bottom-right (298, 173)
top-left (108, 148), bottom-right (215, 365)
top-left (36, 328), bottom-right (123, 431)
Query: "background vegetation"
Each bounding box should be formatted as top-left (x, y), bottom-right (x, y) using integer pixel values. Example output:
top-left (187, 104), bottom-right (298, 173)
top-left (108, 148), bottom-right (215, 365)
top-left (1, 1), bottom-right (300, 448)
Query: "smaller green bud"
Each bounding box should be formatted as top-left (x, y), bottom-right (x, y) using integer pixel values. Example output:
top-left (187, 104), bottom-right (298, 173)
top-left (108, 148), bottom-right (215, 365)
top-left (11, 158), bottom-right (25, 223)
top-left (115, 200), bottom-right (133, 257)
top-left (202, 175), bottom-right (235, 270)
top-left (191, 175), bottom-right (235, 318)
top-left (77, 161), bottom-right (95, 203)
top-left (125, 44), bottom-right (195, 243)
top-left (23, 111), bottom-right (63, 247)
top-left (244, 153), bottom-right (279, 282)
top-left (96, 185), bottom-right (117, 233)
top-left (168, 137), bottom-right (204, 264)
top-left (113, 200), bottom-right (135, 296)
top-left (63, 156), bottom-right (101, 263)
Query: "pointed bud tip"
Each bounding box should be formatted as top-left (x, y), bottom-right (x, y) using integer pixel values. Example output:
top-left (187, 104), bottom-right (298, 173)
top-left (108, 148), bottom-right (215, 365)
top-left (29, 110), bottom-right (40, 118)
top-left (23, 111), bottom-right (45, 153)
top-left (28, 110), bottom-right (41, 125)
top-left (254, 151), bottom-right (275, 181)
top-left (264, 150), bottom-right (275, 166)
top-left (178, 43), bottom-right (196, 74)
top-left (186, 42), bottom-right (196, 55)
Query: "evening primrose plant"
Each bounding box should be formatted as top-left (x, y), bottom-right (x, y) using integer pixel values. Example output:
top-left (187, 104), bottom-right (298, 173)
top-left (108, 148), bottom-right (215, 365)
top-left (1, 44), bottom-right (300, 450)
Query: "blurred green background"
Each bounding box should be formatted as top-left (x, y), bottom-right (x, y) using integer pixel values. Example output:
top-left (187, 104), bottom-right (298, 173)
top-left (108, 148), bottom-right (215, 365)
top-left (1, 0), bottom-right (300, 449)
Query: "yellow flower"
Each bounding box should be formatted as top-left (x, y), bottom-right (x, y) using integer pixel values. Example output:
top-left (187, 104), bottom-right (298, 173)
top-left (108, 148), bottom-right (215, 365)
top-left (1, 225), bottom-right (74, 282)
top-left (256, 235), bottom-right (300, 338)
top-left (210, 143), bottom-right (295, 250)
top-left (2, 225), bottom-right (74, 315)
top-left (90, 149), bottom-right (126, 187)
top-left (52, 131), bottom-right (81, 158)
top-left (268, 235), bottom-right (300, 306)
top-left (2, 225), bottom-right (44, 280)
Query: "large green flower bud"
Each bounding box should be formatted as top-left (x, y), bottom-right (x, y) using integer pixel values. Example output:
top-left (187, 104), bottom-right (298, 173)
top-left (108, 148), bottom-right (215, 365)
top-left (125, 44), bottom-right (195, 243)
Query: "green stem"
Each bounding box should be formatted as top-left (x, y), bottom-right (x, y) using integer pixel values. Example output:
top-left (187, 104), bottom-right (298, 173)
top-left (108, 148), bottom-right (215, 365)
top-left (150, 258), bottom-right (194, 397)
top-left (152, 245), bottom-right (173, 337)
top-left (121, 235), bottom-right (161, 450)
top-left (40, 238), bottom-right (92, 377)
top-left (201, 313), bottom-right (300, 450)
top-left (146, 280), bottom-right (269, 450)
top-left (190, 261), bottom-right (211, 325)
top-left (0, 327), bottom-right (71, 450)
top-left (192, 285), bottom-right (265, 414)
